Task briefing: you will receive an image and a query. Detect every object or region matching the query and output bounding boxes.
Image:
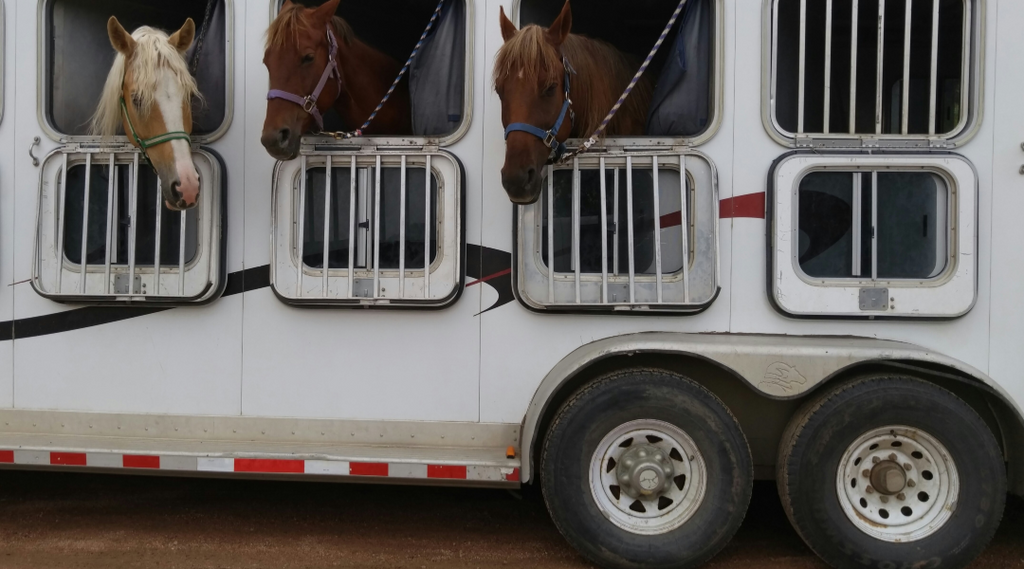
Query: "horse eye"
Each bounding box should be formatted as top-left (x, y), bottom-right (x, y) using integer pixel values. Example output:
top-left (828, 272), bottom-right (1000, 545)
top-left (542, 84), bottom-right (558, 97)
top-left (130, 93), bottom-right (143, 109)
top-left (301, 53), bottom-right (315, 64)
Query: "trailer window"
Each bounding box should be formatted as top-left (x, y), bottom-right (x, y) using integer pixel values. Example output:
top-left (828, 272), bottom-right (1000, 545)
top-left (769, 153), bottom-right (976, 318)
top-left (516, 153), bottom-right (718, 313)
top-left (766, 0), bottom-right (977, 142)
top-left (272, 152), bottom-right (464, 308)
top-left (281, 0), bottom-right (469, 140)
top-left (517, 0), bottom-right (721, 141)
top-left (44, 0), bottom-right (231, 140)
top-left (32, 150), bottom-right (226, 304)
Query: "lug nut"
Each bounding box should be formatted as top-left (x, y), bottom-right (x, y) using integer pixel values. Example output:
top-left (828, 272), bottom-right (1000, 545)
top-left (888, 453), bottom-right (898, 461)
top-left (872, 456), bottom-right (881, 464)
top-left (908, 479), bottom-right (916, 488)
top-left (866, 486), bottom-right (874, 494)
top-left (862, 469), bottom-right (871, 478)
top-left (619, 474), bottom-right (630, 484)
top-left (904, 463), bottom-right (912, 471)
top-left (897, 493), bottom-right (906, 501)
top-left (880, 496), bottom-right (889, 503)
top-left (624, 459), bottom-right (634, 468)
top-left (638, 450), bottom-right (648, 458)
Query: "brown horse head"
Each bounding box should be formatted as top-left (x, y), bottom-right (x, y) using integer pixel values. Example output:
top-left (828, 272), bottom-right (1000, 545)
top-left (494, 2), bottom-right (574, 204)
top-left (92, 17), bottom-right (201, 211)
top-left (262, 0), bottom-right (344, 160)
top-left (493, 0), bottom-right (653, 204)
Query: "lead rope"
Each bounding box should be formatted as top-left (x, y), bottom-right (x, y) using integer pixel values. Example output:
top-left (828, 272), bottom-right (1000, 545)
top-left (557, 0), bottom-right (688, 164)
top-left (190, 0), bottom-right (217, 76)
top-left (323, 0), bottom-right (447, 139)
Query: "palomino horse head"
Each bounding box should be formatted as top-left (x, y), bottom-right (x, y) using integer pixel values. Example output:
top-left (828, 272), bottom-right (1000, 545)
top-left (91, 17), bottom-right (201, 211)
top-left (493, 1), bottom-right (575, 204)
top-left (262, 0), bottom-right (344, 161)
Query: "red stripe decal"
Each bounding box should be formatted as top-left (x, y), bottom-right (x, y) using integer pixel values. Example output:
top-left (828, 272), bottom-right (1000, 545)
top-left (350, 462), bottom-right (389, 476)
top-left (427, 465), bottom-right (467, 479)
top-left (234, 459), bottom-right (304, 473)
top-left (123, 455), bottom-right (160, 469)
top-left (0, 450), bottom-right (13, 464)
top-left (720, 193), bottom-right (766, 219)
top-left (659, 211), bottom-right (682, 229)
top-left (466, 268), bottom-right (512, 288)
top-left (505, 468), bottom-right (520, 482)
top-left (50, 452), bottom-right (87, 466)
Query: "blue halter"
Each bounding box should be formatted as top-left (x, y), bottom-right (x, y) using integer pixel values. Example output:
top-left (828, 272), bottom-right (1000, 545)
top-left (503, 57), bottom-right (576, 163)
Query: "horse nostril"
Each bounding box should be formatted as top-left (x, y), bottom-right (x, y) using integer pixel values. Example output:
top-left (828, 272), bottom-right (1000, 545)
top-left (525, 167), bottom-right (537, 186)
top-left (278, 128), bottom-right (291, 146)
top-left (170, 181), bottom-right (183, 199)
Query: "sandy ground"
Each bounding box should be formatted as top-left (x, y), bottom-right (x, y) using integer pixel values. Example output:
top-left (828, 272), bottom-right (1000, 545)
top-left (0, 471), bottom-right (1021, 569)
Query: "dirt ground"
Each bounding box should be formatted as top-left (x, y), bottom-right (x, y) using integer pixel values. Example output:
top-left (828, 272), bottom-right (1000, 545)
top-left (0, 471), bottom-right (1021, 569)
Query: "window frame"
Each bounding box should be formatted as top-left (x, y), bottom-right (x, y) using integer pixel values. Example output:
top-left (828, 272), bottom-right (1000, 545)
top-left (37, 0), bottom-right (236, 144)
top-left (760, 0), bottom-right (986, 149)
top-left (514, 150), bottom-right (720, 314)
top-left (32, 146), bottom-right (227, 304)
top-left (270, 0), bottom-right (475, 148)
top-left (270, 146), bottom-right (465, 308)
top-left (509, 0), bottom-right (726, 148)
top-left (768, 151), bottom-right (977, 319)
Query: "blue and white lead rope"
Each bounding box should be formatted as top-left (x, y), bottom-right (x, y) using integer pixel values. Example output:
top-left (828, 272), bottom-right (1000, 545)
top-left (327, 0), bottom-right (447, 139)
top-left (558, 0), bottom-right (688, 164)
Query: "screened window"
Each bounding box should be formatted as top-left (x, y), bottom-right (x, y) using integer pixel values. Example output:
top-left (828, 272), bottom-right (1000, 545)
top-left (281, 0), bottom-right (469, 139)
top-left (767, 0), bottom-right (976, 141)
top-left (32, 150), bottom-right (225, 303)
top-left (769, 153), bottom-right (976, 318)
top-left (517, 0), bottom-right (721, 140)
top-left (272, 152), bottom-right (463, 307)
top-left (516, 153), bottom-right (717, 313)
top-left (798, 171), bottom-right (948, 281)
top-left (45, 0), bottom-right (230, 139)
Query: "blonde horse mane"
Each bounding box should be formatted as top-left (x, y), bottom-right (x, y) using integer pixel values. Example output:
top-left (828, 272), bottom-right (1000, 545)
top-left (90, 26), bottom-right (202, 137)
top-left (493, 25), bottom-right (652, 137)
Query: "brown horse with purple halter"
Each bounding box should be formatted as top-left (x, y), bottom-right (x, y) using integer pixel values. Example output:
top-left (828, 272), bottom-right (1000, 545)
top-left (262, 0), bottom-right (412, 161)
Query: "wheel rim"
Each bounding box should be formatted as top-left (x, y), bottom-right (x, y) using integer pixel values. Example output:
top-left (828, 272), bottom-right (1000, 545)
top-left (589, 419), bottom-right (707, 535)
top-left (836, 425), bottom-right (959, 543)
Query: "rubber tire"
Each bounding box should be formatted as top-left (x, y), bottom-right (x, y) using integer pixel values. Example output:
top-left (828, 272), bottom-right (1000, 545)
top-left (541, 369), bottom-right (753, 569)
top-left (777, 375), bottom-right (1006, 569)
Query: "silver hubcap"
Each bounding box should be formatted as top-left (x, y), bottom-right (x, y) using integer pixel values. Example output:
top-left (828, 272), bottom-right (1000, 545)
top-left (590, 419), bottom-right (706, 535)
top-left (836, 425), bottom-right (959, 542)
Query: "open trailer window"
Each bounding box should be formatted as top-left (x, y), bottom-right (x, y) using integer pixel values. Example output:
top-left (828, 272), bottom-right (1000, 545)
top-left (271, 151), bottom-right (464, 308)
top-left (516, 153), bottom-right (718, 313)
top-left (515, 0), bottom-right (722, 142)
top-left (32, 0), bottom-right (229, 304)
top-left (278, 0), bottom-right (470, 141)
top-left (769, 153), bottom-right (976, 318)
top-left (765, 0), bottom-right (980, 145)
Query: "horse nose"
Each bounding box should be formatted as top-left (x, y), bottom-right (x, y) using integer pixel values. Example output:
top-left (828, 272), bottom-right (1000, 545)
top-left (170, 180), bottom-right (198, 210)
top-left (501, 166), bottom-right (541, 203)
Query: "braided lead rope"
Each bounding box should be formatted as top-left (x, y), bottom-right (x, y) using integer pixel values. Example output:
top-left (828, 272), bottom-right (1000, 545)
top-left (558, 0), bottom-right (688, 164)
top-left (326, 0), bottom-right (447, 139)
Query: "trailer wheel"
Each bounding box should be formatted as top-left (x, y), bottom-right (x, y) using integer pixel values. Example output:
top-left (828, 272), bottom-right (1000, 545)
top-left (541, 369), bottom-right (752, 569)
top-left (778, 375), bottom-right (1006, 569)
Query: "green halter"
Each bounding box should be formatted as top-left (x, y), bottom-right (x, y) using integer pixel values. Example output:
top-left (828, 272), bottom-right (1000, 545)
top-left (119, 74), bottom-right (192, 166)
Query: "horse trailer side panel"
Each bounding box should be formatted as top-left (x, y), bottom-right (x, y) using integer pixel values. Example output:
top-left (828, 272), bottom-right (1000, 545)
top-left (0, 0), bottom-right (11, 409)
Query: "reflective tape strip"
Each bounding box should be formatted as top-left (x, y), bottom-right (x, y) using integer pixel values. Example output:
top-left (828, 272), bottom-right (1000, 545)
top-left (0, 450), bottom-right (519, 483)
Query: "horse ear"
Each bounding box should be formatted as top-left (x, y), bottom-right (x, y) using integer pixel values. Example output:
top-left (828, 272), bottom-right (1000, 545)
top-left (313, 0), bottom-right (341, 23)
top-left (107, 16), bottom-right (136, 58)
top-left (545, 0), bottom-right (572, 47)
top-left (499, 6), bottom-right (518, 43)
top-left (168, 18), bottom-right (196, 53)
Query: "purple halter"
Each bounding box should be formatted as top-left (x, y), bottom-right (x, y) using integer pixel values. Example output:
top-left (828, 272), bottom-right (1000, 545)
top-left (266, 26), bottom-right (342, 131)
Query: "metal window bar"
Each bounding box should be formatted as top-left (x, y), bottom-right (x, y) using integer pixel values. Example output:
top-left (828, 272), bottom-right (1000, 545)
top-left (347, 155), bottom-right (357, 298)
top-left (104, 153), bottom-right (116, 294)
top-left (875, 0), bottom-right (886, 135)
top-left (178, 211), bottom-right (187, 295)
top-left (573, 158), bottom-right (581, 304)
top-left (849, 0), bottom-right (859, 134)
top-left (797, 0), bottom-right (807, 134)
top-left (680, 155), bottom-right (689, 303)
top-left (652, 156), bottom-right (663, 303)
top-left (153, 177), bottom-right (162, 293)
top-left (928, 0), bottom-right (940, 135)
top-left (599, 157), bottom-right (609, 303)
top-left (79, 153), bottom-right (92, 294)
top-left (547, 166), bottom-right (555, 303)
top-left (901, 0), bottom-right (912, 135)
top-left (613, 169), bottom-right (620, 277)
top-left (295, 155), bottom-right (307, 298)
top-left (322, 155), bottom-right (332, 298)
top-left (625, 156), bottom-right (636, 304)
top-left (423, 155), bottom-right (431, 299)
top-left (871, 171), bottom-right (879, 280)
top-left (128, 153), bottom-right (139, 294)
top-left (399, 156), bottom-right (407, 298)
top-left (824, 0), bottom-right (833, 134)
top-left (373, 155), bottom-right (382, 298)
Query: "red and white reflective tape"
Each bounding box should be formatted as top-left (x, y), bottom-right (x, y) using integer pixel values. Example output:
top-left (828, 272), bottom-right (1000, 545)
top-left (0, 450), bottom-right (520, 483)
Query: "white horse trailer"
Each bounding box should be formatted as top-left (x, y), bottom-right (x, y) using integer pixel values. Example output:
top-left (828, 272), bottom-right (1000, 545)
top-left (0, 0), bottom-right (1021, 567)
